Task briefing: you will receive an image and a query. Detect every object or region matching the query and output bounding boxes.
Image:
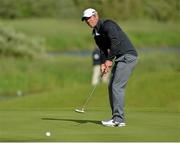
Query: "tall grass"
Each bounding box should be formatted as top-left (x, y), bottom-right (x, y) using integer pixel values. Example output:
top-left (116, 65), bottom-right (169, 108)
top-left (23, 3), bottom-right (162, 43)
top-left (0, 50), bottom-right (179, 110)
top-left (126, 50), bottom-right (180, 109)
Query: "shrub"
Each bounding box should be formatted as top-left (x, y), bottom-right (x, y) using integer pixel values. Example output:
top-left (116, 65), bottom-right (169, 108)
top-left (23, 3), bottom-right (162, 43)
top-left (0, 24), bottom-right (46, 59)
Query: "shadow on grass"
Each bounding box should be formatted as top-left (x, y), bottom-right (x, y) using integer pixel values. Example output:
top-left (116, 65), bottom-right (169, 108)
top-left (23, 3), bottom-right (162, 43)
top-left (41, 117), bottom-right (101, 125)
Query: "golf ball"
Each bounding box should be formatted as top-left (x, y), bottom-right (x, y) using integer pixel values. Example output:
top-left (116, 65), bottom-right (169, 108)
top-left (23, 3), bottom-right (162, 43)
top-left (46, 131), bottom-right (51, 137)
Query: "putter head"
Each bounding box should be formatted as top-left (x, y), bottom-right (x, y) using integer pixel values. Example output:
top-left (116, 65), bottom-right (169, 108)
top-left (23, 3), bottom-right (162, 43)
top-left (75, 108), bottom-right (85, 113)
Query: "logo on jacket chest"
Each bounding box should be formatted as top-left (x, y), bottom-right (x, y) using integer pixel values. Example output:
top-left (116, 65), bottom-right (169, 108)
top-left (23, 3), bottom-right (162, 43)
top-left (93, 29), bottom-right (100, 37)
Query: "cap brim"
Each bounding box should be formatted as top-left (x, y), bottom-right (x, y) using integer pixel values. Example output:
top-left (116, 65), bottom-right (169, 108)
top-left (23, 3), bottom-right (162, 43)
top-left (81, 17), bottom-right (86, 21)
top-left (82, 16), bottom-right (91, 21)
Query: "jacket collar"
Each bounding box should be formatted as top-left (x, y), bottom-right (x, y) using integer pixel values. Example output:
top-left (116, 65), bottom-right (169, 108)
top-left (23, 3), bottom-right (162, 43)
top-left (92, 19), bottom-right (104, 36)
top-left (94, 19), bottom-right (104, 32)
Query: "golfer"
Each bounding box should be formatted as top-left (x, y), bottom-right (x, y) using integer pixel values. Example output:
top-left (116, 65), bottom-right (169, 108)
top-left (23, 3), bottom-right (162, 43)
top-left (82, 8), bottom-right (138, 127)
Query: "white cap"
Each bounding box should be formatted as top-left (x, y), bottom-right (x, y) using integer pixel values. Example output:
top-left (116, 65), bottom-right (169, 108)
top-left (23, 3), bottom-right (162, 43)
top-left (81, 8), bottom-right (97, 21)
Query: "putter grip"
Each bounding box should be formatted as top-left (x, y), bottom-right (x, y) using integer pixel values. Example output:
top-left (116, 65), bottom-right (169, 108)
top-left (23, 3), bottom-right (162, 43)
top-left (100, 72), bottom-right (106, 78)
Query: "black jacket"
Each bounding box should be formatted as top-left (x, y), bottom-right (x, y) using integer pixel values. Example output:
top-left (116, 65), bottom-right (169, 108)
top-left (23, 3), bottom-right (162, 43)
top-left (93, 19), bottom-right (138, 63)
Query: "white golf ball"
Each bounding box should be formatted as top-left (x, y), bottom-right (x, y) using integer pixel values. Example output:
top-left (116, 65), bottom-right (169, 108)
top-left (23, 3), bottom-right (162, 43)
top-left (46, 131), bottom-right (51, 137)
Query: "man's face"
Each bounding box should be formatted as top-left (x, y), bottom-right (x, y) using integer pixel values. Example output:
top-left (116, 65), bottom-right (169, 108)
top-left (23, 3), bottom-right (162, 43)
top-left (85, 15), bottom-right (98, 28)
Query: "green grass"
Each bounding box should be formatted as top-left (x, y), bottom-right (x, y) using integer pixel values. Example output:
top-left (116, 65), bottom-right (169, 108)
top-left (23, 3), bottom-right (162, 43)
top-left (1, 19), bottom-right (180, 51)
top-left (0, 49), bottom-right (179, 141)
top-left (0, 109), bottom-right (179, 142)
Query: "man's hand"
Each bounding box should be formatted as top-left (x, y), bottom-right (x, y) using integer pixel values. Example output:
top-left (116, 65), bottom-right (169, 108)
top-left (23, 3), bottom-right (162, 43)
top-left (100, 63), bottom-right (106, 74)
top-left (105, 60), bottom-right (113, 68)
top-left (101, 60), bottom-right (113, 74)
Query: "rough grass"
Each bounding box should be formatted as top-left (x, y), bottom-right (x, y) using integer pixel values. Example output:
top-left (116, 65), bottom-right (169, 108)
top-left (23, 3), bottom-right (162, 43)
top-left (0, 49), bottom-right (179, 109)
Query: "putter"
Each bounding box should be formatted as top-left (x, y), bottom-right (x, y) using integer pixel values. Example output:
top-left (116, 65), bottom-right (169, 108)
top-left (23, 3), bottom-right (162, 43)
top-left (75, 57), bottom-right (116, 113)
top-left (75, 76), bottom-right (101, 113)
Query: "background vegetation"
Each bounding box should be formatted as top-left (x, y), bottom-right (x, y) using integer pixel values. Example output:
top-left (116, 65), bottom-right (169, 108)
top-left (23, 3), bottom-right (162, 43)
top-left (0, 23), bottom-right (45, 58)
top-left (1, 19), bottom-right (180, 52)
top-left (0, 0), bottom-right (179, 54)
top-left (0, 0), bottom-right (179, 21)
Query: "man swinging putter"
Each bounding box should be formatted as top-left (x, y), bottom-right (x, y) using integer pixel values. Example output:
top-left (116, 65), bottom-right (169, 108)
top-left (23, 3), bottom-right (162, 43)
top-left (82, 8), bottom-right (138, 127)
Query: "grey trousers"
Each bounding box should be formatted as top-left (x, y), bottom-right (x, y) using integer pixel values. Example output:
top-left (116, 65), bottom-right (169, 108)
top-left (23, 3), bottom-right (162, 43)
top-left (108, 54), bottom-right (138, 123)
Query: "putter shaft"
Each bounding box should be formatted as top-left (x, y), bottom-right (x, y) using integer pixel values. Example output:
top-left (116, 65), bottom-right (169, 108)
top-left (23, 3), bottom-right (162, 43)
top-left (75, 57), bottom-right (116, 112)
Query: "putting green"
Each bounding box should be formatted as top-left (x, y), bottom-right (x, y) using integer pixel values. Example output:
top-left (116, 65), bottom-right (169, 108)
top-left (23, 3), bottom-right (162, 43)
top-left (0, 108), bottom-right (179, 142)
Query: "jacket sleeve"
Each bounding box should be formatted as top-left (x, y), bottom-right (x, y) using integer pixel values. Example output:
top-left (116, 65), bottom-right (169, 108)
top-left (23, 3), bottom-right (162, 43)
top-left (99, 50), bottom-right (106, 64)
